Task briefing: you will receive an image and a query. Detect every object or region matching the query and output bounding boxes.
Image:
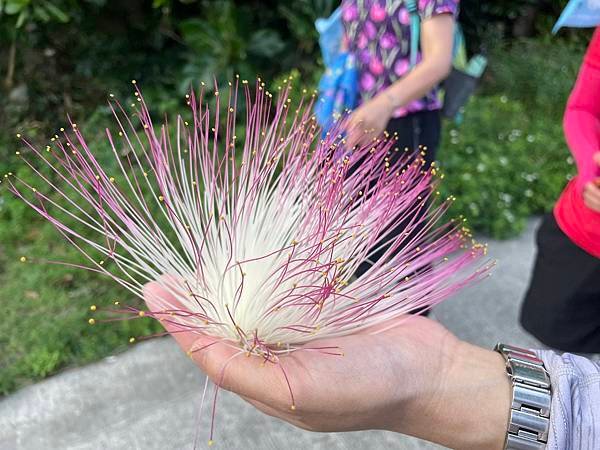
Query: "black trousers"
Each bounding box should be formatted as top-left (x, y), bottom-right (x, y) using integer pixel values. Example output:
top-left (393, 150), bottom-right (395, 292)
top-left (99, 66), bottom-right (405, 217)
top-left (387, 109), bottom-right (441, 167)
top-left (355, 109), bottom-right (442, 277)
top-left (520, 213), bottom-right (600, 353)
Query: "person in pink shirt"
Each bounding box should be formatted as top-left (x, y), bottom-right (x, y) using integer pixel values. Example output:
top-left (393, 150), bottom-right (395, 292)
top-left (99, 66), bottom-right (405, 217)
top-left (520, 28), bottom-right (600, 353)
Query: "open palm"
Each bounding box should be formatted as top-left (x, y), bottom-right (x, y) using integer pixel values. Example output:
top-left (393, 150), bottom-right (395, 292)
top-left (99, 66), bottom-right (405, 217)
top-left (143, 281), bottom-right (461, 436)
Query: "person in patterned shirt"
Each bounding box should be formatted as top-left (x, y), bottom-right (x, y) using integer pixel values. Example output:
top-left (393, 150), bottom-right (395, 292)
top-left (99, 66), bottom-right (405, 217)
top-left (341, 0), bottom-right (459, 276)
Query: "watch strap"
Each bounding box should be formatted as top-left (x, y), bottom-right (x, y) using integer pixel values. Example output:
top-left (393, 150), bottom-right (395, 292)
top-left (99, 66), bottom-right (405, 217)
top-left (494, 343), bottom-right (551, 450)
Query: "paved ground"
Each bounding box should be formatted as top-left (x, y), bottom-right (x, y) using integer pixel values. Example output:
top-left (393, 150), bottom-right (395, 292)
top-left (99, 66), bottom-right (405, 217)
top-left (0, 219), bottom-right (543, 450)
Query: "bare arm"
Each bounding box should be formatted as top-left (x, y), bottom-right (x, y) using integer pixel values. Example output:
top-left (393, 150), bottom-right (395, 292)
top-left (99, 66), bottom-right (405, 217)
top-left (384, 13), bottom-right (454, 111)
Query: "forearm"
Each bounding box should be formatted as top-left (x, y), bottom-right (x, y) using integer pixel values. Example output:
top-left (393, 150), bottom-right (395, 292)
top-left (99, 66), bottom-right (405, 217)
top-left (394, 341), bottom-right (510, 450)
top-left (378, 13), bottom-right (454, 111)
top-left (379, 60), bottom-right (450, 111)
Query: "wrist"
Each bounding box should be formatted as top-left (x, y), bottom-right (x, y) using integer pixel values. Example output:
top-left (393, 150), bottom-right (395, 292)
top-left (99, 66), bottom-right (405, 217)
top-left (393, 341), bottom-right (511, 450)
top-left (377, 89), bottom-right (398, 114)
top-left (445, 342), bottom-right (511, 450)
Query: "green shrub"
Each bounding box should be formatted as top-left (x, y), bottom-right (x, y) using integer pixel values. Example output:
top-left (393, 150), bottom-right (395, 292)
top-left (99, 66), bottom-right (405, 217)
top-left (482, 37), bottom-right (587, 120)
top-left (436, 36), bottom-right (586, 238)
top-left (438, 95), bottom-right (574, 238)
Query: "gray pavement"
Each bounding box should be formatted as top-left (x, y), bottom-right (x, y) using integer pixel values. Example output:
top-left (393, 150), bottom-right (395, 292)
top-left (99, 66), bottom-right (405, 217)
top-left (0, 219), bottom-right (543, 450)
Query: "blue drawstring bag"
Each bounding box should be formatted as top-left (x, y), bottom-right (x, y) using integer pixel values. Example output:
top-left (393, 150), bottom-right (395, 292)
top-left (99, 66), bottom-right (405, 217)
top-left (314, 7), bottom-right (359, 135)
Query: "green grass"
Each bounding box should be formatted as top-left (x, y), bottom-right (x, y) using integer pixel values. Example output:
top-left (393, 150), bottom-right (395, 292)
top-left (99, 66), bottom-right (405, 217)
top-left (0, 218), bottom-right (161, 395)
top-left (0, 115), bottom-right (163, 395)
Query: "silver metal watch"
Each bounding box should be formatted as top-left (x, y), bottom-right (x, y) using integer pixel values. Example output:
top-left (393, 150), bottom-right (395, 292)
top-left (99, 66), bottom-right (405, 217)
top-left (494, 343), bottom-right (552, 450)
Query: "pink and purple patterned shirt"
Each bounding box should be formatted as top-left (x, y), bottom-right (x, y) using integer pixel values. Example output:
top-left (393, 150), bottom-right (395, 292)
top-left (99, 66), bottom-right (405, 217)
top-left (341, 0), bottom-right (459, 117)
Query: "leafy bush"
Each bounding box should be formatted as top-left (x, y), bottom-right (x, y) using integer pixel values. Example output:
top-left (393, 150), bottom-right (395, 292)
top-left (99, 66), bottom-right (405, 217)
top-left (482, 37), bottom-right (587, 120)
top-left (438, 95), bottom-right (573, 238)
top-left (458, 0), bottom-right (583, 51)
top-left (177, 1), bottom-right (285, 92)
top-left (436, 36), bottom-right (586, 238)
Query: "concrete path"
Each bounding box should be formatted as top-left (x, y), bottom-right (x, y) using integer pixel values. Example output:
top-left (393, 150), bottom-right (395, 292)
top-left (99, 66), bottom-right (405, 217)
top-left (0, 219), bottom-right (543, 450)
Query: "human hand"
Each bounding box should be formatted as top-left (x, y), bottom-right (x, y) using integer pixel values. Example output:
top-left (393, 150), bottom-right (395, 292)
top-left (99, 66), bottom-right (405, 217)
top-left (583, 152), bottom-right (600, 212)
top-left (344, 94), bottom-right (394, 150)
top-left (144, 281), bottom-right (510, 449)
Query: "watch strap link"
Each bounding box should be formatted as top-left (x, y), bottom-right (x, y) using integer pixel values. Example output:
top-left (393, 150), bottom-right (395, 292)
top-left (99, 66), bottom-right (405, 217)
top-left (494, 343), bottom-right (552, 450)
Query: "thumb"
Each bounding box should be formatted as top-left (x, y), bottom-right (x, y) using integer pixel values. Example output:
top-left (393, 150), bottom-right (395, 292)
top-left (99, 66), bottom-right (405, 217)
top-left (144, 275), bottom-right (289, 404)
top-left (142, 278), bottom-right (299, 406)
top-left (594, 152), bottom-right (600, 167)
top-left (142, 278), bottom-right (263, 394)
top-left (143, 277), bottom-right (216, 356)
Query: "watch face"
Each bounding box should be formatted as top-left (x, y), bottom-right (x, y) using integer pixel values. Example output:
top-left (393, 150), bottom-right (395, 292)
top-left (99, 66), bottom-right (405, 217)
top-left (510, 360), bottom-right (550, 389)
